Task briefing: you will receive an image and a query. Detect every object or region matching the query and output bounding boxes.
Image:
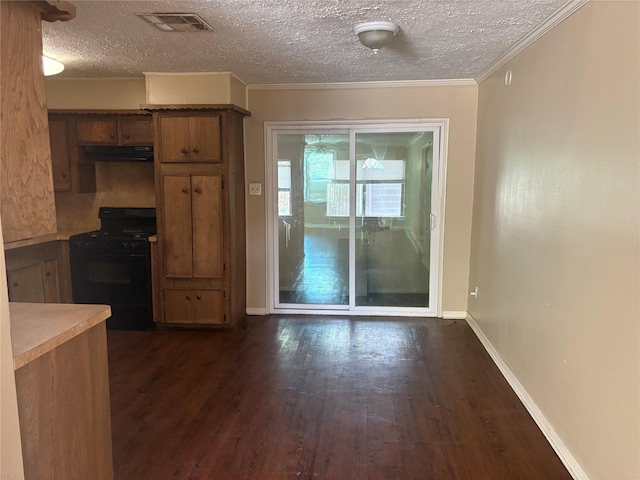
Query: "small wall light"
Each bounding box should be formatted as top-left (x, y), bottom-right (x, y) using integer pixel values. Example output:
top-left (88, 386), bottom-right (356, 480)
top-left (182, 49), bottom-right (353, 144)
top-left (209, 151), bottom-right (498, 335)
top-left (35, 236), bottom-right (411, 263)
top-left (42, 56), bottom-right (64, 76)
top-left (354, 21), bottom-right (399, 54)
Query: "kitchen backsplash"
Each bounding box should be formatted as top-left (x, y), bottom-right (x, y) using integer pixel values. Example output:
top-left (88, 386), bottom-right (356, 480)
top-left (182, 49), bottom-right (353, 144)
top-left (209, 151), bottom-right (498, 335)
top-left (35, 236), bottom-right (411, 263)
top-left (55, 162), bottom-right (155, 233)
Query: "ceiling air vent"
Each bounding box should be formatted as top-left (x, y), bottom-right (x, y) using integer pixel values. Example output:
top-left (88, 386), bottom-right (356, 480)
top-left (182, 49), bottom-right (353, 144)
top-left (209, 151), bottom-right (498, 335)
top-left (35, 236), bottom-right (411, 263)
top-left (137, 13), bottom-right (214, 32)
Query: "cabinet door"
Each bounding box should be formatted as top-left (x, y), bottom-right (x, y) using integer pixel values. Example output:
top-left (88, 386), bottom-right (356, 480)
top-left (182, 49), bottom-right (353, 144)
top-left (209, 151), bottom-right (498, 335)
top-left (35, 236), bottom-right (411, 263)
top-left (158, 117), bottom-right (190, 162)
top-left (118, 117), bottom-right (153, 145)
top-left (163, 289), bottom-right (194, 324)
top-left (76, 118), bottom-right (118, 144)
top-left (192, 175), bottom-right (223, 278)
top-left (162, 175), bottom-right (193, 277)
top-left (48, 117), bottom-right (72, 191)
top-left (189, 116), bottom-right (221, 162)
top-left (194, 290), bottom-right (224, 325)
top-left (42, 259), bottom-right (61, 303)
top-left (8, 263), bottom-right (45, 302)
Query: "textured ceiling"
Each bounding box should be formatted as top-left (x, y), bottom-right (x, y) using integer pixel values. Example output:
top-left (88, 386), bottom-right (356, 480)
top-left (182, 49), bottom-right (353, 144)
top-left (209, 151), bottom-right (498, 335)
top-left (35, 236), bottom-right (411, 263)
top-left (41, 0), bottom-right (569, 84)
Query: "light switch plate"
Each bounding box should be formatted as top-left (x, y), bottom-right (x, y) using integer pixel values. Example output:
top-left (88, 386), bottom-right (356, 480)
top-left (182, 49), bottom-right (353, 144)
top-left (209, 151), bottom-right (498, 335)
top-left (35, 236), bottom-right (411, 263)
top-left (249, 183), bottom-right (262, 196)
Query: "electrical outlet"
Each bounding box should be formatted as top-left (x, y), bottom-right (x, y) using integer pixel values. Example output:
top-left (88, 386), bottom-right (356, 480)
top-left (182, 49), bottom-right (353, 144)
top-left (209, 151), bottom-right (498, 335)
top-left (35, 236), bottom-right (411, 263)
top-left (249, 183), bottom-right (262, 196)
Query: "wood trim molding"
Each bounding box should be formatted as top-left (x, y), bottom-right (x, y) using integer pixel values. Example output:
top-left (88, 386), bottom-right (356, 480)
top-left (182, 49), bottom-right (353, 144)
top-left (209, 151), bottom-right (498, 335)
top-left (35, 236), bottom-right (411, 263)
top-left (246, 308), bottom-right (267, 316)
top-left (442, 311), bottom-right (467, 319)
top-left (248, 78), bottom-right (477, 91)
top-left (26, 0), bottom-right (75, 22)
top-left (48, 109), bottom-right (152, 116)
top-left (141, 104), bottom-right (251, 117)
top-left (465, 313), bottom-right (589, 480)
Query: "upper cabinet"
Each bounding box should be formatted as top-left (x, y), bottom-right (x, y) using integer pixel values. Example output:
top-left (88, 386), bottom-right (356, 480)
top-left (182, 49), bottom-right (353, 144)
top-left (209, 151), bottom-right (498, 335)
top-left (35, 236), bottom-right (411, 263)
top-left (76, 115), bottom-right (153, 145)
top-left (157, 115), bottom-right (221, 163)
top-left (48, 114), bottom-right (96, 193)
top-left (48, 116), bottom-right (73, 192)
top-left (0, 1), bottom-right (74, 243)
top-left (48, 112), bottom-right (154, 193)
top-left (119, 116), bottom-right (154, 145)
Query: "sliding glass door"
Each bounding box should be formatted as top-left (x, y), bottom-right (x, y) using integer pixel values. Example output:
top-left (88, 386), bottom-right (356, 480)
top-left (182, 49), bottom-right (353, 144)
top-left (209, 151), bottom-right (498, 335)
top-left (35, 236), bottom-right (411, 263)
top-left (354, 131), bottom-right (432, 308)
top-left (276, 132), bottom-right (351, 306)
top-left (268, 123), bottom-right (442, 316)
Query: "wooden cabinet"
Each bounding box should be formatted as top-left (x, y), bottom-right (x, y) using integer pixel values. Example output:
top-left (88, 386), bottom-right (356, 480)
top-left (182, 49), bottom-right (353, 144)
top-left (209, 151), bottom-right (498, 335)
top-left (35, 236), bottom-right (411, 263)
top-left (5, 241), bottom-right (71, 303)
top-left (48, 114), bottom-right (96, 193)
top-left (12, 304), bottom-right (113, 480)
top-left (76, 117), bottom-right (117, 144)
top-left (119, 116), bottom-right (154, 144)
top-left (0, 1), bottom-right (58, 243)
top-left (162, 173), bottom-right (223, 278)
top-left (164, 289), bottom-right (224, 325)
top-left (49, 112), bottom-right (154, 193)
top-left (48, 116), bottom-right (72, 191)
top-left (150, 106), bottom-right (249, 328)
top-left (76, 115), bottom-right (153, 145)
top-left (158, 115), bottom-right (221, 162)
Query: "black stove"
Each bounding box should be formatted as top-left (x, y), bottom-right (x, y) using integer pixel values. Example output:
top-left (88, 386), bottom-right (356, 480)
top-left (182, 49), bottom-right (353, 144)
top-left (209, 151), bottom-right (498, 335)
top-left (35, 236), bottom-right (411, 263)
top-left (69, 207), bottom-right (156, 330)
top-left (70, 207), bottom-right (156, 252)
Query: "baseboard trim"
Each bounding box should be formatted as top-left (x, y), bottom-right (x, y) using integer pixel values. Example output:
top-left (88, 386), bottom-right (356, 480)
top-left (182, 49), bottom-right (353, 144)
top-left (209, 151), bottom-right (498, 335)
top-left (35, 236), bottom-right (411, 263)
top-left (246, 308), bottom-right (267, 316)
top-left (442, 310), bottom-right (467, 319)
top-left (465, 313), bottom-right (589, 480)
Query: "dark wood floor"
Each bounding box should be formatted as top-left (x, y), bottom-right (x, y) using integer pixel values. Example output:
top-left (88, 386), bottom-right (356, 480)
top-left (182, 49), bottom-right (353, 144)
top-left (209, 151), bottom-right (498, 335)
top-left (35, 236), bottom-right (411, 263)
top-left (107, 316), bottom-right (572, 480)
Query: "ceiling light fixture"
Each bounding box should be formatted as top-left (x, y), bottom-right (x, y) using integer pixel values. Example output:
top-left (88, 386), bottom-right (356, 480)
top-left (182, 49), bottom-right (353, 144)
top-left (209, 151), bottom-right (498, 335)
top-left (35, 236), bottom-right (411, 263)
top-left (354, 21), bottom-right (399, 54)
top-left (42, 56), bottom-right (64, 76)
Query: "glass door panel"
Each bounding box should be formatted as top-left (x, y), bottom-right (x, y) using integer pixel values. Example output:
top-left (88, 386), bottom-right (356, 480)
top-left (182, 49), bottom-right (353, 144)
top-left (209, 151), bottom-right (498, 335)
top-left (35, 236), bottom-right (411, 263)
top-left (276, 133), bottom-right (350, 306)
top-left (354, 131), bottom-right (433, 307)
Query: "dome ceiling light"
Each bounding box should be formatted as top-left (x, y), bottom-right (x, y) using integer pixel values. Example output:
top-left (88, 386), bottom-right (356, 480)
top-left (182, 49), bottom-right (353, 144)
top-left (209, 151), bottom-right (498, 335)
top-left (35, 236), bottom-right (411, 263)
top-left (42, 55), bottom-right (64, 76)
top-left (354, 21), bottom-right (400, 54)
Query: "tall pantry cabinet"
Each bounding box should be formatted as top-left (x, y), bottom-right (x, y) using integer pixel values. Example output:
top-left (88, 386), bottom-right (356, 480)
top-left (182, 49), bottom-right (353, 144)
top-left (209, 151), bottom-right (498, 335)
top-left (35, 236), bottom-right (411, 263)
top-left (148, 106), bottom-right (249, 328)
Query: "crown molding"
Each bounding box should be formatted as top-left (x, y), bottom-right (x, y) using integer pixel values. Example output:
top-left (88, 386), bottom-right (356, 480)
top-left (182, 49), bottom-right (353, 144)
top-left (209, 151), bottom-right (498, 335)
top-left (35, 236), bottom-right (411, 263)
top-left (247, 78), bottom-right (477, 91)
top-left (46, 76), bottom-right (145, 81)
top-left (142, 71), bottom-right (248, 85)
top-left (475, 0), bottom-right (589, 83)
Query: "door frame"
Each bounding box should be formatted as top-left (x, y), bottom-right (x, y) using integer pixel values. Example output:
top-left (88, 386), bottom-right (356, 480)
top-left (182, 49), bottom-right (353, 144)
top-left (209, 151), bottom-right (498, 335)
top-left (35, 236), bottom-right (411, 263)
top-left (265, 119), bottom-right (449, 317)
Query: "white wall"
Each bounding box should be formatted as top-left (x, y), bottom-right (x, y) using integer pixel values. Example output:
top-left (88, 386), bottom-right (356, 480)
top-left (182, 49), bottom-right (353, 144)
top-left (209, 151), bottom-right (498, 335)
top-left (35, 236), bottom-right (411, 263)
top-left (468, 2), bottom-right (639, 478)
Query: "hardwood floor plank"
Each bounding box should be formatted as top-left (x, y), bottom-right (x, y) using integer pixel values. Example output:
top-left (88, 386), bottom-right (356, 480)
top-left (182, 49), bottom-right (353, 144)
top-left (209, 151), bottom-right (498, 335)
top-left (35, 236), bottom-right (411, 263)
top-left (108, 317), bottom-right (572, 480)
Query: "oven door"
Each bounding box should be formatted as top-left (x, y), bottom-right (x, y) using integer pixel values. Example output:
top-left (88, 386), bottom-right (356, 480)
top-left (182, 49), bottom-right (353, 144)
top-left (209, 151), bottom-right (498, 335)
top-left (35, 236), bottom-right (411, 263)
top-left (70, 250), bottom-right (152, 306)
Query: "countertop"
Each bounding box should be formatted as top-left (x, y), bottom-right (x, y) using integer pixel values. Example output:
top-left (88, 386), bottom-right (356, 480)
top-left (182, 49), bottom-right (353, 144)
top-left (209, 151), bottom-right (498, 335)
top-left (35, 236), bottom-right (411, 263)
top-left (4, 230), bottom-right (88, 251)
top-left (10, 302), bottom-right (112, 370)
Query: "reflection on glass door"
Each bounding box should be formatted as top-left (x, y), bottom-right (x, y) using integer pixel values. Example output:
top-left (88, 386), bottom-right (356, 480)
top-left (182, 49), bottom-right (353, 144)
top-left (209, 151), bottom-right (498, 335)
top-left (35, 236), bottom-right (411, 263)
top-left (277, 133), bottom-right (350, 306)
top-left (272, 125), bottom-right (437, 314)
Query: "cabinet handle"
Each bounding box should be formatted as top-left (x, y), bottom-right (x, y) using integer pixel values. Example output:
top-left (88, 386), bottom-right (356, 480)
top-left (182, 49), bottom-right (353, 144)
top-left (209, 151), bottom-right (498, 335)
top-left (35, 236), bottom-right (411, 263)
top-left (45, 271), bottom-right (51, 277)
top-left (181, 149), bottom-right (188, 154)
top-left (193, 188), bottom-right (201, 194)
top-left (61, 173), bottom-right (67, 178)
top-left (109, 133), bottom-right (115, 139)
top-left (124, 134), bottom-right (130, 139)
top-left (181, 188), bottom-right (188, 194)
top-left (196, 295), bottom-right (201, 300)
top-left (12, 282), bottom-right (18, 288)
top-left (192, 148), bottom-right (199, 154)
top-left (186, 295), bottom-right (191, 300)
